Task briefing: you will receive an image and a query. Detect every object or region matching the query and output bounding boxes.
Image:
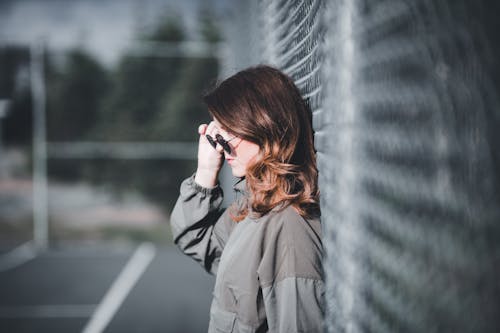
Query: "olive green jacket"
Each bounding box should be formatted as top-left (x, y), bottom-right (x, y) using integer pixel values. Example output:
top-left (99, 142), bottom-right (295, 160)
top-left (171, 175), bottom-right (325, 333)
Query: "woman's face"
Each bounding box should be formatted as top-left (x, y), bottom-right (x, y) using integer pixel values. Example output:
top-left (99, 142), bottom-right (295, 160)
top-left (213, 119), bottom-right (259, 177)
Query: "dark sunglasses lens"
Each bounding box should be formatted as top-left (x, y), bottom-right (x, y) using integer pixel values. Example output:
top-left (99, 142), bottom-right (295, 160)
top-left (205, 134), bottom-right (217, 148)
top-left (215, 134), bottom-right (232, 154)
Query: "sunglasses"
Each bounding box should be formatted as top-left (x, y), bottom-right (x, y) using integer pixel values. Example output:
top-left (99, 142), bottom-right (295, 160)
top-left (206, 133), bottom-right (237, 154)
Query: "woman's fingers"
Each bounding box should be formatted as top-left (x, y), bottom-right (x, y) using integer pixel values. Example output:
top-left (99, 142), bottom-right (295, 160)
top-left (201, 122), bottom-right (223, 153)
top-left (198, 124), bottom-right (208, 135)
top-left (205, 121), bottom-right (225, 152)
top-left (214, 141), bottom-right (224, 153)
top-left (205, 121), bottom-right (217, 136)
top-left (197, 121), bottom-right (218, 136)
top-left (195, 121), bottom-right (224, 188)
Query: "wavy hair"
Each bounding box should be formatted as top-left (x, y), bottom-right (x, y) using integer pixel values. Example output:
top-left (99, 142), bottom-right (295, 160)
top-left (203, 65), bottom-right (320, 221)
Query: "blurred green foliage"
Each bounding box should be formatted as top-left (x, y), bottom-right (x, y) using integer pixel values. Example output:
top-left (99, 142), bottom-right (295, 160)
top-left (1, 10), bottom-right (221, 214)
top-left (47, 49), bottom-right (110, 141)
top-left (0, 46), bottom-right (32, 145)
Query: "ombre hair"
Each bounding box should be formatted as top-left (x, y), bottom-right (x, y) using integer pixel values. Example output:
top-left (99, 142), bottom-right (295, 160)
top-left (203, 65), bottom-right (320, 221)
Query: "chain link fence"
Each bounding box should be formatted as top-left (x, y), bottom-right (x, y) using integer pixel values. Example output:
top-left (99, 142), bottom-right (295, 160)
top-left (224, 0), bottom-right (500, 332)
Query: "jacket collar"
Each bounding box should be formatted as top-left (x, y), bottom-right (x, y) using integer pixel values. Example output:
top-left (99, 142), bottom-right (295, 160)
top-left (233, 177), bottom-right (247, 194)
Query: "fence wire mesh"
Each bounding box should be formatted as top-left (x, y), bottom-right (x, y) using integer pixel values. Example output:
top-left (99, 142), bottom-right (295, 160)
top-left (318, 2), bottom-right (500, 331)
top-left (226, 0), bottom-right (500, 332)
top-left (259, 0), bottom-right (325, 112)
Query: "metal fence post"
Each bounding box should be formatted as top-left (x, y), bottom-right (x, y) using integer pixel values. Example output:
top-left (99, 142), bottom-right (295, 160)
top-left (31, 40), bottom-right (48, 250)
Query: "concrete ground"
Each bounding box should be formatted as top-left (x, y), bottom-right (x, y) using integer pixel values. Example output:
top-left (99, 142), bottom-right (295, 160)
top-left (0, 241), bottom-right (215, 333)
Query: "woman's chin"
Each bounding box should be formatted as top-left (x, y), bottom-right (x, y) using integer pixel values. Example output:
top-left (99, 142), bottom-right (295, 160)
top-left (230, 167), bottom-right (245, 178)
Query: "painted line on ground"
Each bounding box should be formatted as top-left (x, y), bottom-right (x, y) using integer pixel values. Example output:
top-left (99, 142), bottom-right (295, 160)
top-left (0, 304), bottom-right (97, 318)
top-left (0, 241), bottom-right (37, 272)
top-left (81, 242), bottom-right (156, 333)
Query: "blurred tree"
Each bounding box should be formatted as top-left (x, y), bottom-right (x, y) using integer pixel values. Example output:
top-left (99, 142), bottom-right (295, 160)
top-left (150, 7), bottom-right (221, 141)
top-left (83, 11), bottom-right (221, 211)
top-left (138, 10), bottom-right (221, 209)
top-left (46, 48), bottom-right (110, 141)
top-left (199, 5), bottom-right (222, 43)
top-left (1, 10), bottom-right (222, 213)
top-left (88, 16), bottom-right (187, 141)
top-left (45, 48), bottom-right (110, 180)
top-left (0, 46), bottom-right (32, 146)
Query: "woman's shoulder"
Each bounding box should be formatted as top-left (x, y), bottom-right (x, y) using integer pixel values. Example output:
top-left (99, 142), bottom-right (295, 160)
top-left (272, 204), bottom-right (320, 227)
top-left (259, 204), bottom-right (322, 247)
top-left (256, 204), bottom-right (324, 284)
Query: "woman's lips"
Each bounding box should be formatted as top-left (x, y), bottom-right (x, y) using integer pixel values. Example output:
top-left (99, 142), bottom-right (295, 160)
top-left (226, 158), bottom-right (234, 165)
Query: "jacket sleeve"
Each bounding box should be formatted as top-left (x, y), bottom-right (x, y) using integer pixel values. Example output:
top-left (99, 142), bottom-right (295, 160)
top-left (170, 174), bottom-right (233, 275)
top-left (262, 276), bottom-right (325, 333)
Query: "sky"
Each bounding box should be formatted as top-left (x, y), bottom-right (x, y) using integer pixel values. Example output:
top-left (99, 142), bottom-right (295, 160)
top-left (0, 0), bottom-right (226, 67)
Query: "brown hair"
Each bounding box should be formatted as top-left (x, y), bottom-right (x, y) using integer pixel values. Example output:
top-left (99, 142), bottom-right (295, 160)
top-left (203, 65), bottom-right (320, 221)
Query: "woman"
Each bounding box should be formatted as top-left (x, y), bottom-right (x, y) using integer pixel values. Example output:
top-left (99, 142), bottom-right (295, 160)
top-left (170, 65), bottom-right (324, 332)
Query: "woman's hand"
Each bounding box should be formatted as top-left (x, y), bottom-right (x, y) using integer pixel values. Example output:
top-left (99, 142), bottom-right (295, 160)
top-left (195, 122), bottom-right (224, 188)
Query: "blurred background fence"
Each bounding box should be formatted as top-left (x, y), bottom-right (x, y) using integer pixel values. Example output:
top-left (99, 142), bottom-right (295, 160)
top-left (0, 2), bottom-right (221, 247)
top-left (1, 0), bottom-right (500, 332)
top-left (0, 3), bottom-right (222, 331)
